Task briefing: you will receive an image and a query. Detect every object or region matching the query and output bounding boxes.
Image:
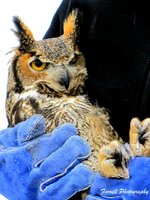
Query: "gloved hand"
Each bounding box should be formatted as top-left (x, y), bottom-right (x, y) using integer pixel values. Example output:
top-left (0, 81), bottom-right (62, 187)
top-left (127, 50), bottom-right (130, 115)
top-left (86, 157), bottom-right (150, 200)
top-left (0, 114), bottom-right (46, 149)
top-left (0, 114), bottom-right (93, 200)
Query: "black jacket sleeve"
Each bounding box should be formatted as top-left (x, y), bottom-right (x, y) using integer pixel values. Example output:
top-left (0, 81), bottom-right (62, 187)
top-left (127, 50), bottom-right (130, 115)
top-left (44, 0), bottom-right (150, 141)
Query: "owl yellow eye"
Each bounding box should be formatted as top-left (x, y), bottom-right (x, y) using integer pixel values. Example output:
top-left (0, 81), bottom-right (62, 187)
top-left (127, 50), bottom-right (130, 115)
top-left (69, 54), bottom-right (78, 65)
top-left (30, 59), bottom-right (47, 71)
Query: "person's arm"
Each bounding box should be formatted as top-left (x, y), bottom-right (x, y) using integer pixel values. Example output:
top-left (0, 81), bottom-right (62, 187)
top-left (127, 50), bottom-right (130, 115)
top-left (43, 0), bottom-right (150, 141)
top-left (0, 115), bottom-right (93, 200)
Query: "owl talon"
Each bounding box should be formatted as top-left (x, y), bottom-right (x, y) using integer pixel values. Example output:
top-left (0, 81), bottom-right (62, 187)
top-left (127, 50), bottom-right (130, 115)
top-left (130, 118), bottom-right (150, 156)
top-left (98, 141), bottom-right (130, 179)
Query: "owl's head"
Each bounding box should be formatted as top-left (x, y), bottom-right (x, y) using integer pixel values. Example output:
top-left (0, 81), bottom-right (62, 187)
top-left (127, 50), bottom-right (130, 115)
top-left (10, 10), bottom-right (87, 95)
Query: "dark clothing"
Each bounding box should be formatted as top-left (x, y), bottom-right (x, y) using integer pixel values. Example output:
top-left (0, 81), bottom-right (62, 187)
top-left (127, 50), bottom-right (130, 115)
top-left (44, 0), bottom-right (150, 141)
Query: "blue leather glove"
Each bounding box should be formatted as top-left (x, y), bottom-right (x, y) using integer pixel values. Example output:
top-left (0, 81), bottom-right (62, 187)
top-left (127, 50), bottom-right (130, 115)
top-left (86, 157), bottom-right (150, 200)
top-left (0, 115), bottom-right (93, 200)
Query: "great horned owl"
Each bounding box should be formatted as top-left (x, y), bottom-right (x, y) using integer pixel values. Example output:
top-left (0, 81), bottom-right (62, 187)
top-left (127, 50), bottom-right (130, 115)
top-left (6, 10), bottom-right (150, 180)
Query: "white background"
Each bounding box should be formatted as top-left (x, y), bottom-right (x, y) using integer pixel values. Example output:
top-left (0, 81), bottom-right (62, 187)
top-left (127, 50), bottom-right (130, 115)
top-left (0, 0), bottom-right (62, 199)
top-left (0, 0), bottom-right (62, 131)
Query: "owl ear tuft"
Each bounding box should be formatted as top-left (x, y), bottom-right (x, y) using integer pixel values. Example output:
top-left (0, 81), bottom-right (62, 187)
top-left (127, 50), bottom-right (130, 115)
top-left (12, 16), bottom-right (35, 52)
top-left (63, 9), bottom-right (80, 39)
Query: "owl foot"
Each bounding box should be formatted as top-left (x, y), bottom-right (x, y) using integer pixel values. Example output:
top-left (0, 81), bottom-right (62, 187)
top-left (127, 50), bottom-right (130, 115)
top-left (98, 141), bottom-right (131, 179)
top-left (130, 118), bottom-right (150, 156)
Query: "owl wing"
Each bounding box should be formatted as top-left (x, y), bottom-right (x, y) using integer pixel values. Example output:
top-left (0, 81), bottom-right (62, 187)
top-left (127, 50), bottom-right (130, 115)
top-left (9, 82), bottom-right (48, 127)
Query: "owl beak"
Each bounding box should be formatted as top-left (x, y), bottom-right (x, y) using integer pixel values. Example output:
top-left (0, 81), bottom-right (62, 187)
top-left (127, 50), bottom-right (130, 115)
top-left (59, 70), bottom-right (70, 90)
